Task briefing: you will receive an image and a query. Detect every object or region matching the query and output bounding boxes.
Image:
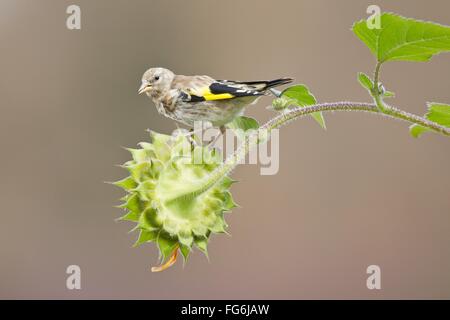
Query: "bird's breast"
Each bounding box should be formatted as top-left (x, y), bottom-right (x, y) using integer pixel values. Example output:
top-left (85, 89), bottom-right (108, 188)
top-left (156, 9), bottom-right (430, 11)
top-left (153, 98), bottom-right (182, 123)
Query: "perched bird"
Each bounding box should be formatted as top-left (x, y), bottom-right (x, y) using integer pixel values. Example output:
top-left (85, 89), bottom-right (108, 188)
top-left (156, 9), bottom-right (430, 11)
top-left (138, 67), bottom-right (293, 136)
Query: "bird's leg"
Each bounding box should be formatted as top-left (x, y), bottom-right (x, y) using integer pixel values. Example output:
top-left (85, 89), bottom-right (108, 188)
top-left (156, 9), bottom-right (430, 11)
top-left (177, 127), bottom-right (206, 147)
top-left (187, 128), bottom-right (196, 148)
top-left (174, 127), bottom-right (198, 147)
top-left (181, 127), bottom-right (199, 138)
top-left (207, 125), bottom-right (226, 148)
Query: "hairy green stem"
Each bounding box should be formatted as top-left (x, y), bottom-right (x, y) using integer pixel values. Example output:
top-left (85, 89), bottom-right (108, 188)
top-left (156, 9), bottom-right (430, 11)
top-left (173, 101), bottom-right (449, 202)
top-left (373, 62), bottom-right (382, 91)
top-left (372, 62), bottom-right (390, 113)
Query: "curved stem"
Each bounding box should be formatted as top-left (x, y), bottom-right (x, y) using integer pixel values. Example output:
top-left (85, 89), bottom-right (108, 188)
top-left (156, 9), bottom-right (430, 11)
top-left (263, 102), bottom-right (376, 131)
top-left (175, 101), bottom-right (449, 201)
top-left (207, 102), bottom-right (449, 190)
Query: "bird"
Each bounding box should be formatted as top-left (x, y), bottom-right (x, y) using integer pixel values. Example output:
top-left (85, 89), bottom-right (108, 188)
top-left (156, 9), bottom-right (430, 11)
top-left (138, 67), bottom-right (293, 139)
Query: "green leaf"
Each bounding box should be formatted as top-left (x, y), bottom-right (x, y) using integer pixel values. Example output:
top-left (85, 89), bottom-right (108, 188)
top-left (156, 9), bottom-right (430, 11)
top-left (227, 116), bottom-right (259, 132)
top-left (281, 85), bottom-right (326, 129)
top-left (409, 124), bottom-right (428, 138)
top-left (409, 102), bottom-right (450, 137)
top-left (226, 116), bottom-right (260, 141)
top-left (383, 91), bottom-right (395, 98)
top-left (425, 104), bottom-right (450, 126)
top-left (358, 72), bottom-right (395, 98)
top-left (357, 72), bottom-right (374, 91)
top-left (353, 12), bottom-right (450, 63)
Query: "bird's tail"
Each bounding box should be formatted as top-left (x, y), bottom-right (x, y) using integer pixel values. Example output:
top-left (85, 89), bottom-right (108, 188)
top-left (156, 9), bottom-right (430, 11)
top-left (262, 78), bottom-right (294, 89)
top-left (225, 78), bottom-right (293, 93)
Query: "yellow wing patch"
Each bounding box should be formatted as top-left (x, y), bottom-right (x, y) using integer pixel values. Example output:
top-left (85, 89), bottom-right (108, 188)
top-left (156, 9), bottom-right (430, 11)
top-left (203, 93), bottom-right (235, 100)
top-left (185, 82), bottom-right (264, 102)
top-left (187, 86), bottom-right (235, 101)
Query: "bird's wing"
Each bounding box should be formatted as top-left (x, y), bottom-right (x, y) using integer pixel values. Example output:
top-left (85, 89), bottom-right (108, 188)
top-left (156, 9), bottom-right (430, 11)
top-left (173, 75), bottom-right (266, 102)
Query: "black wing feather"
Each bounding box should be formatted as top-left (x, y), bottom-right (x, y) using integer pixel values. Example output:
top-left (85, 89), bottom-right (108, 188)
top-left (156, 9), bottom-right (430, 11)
top-left (209, 82), bottom-right (264, 97)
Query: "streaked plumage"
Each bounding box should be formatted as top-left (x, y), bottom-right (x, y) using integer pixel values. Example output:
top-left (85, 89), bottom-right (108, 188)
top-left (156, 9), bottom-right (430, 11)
top-left (138, 67), bottom-right (293, 128)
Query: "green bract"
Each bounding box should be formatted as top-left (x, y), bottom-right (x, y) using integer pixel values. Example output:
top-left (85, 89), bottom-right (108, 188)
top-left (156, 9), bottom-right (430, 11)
top-left (114, 132), bottom-right (237, 267)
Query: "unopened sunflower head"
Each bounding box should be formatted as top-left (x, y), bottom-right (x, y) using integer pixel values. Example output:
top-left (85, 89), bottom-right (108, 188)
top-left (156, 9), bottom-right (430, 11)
top-left (113, 131), bottom-right (238, 271)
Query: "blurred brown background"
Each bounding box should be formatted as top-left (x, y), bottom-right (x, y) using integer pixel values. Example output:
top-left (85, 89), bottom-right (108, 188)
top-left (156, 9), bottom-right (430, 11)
top-left (1, 0), bottom-right (449, 299)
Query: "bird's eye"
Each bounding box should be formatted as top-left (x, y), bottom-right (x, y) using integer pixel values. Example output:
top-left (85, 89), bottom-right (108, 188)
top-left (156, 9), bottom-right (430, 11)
top-left (154, 76), bottom-right (160, 81)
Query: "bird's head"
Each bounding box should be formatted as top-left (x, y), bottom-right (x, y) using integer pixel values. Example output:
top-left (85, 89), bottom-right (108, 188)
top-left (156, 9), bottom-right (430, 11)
top-left (138, 67), bottom-right (175, 97)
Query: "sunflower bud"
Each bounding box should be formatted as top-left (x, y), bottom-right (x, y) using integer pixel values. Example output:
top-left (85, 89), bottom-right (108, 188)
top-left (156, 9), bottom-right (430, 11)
top-left (114, 131), bottom-right (237, 271)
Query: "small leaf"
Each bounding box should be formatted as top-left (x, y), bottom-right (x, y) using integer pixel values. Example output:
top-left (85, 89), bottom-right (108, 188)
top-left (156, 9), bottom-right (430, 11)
top-left (138, 142), bottom-right (154, 150)
top-left (120, 210), bottom-right (140, 222)
top-left (178, 229), bottom-right (194, 247)
top-left (357, 72), bottom-right (373, 91)
top-left (219, 176), bottom-right (237, 189)
top-left (138, 208), bottom-right (161, 230)
top-left (149, 131), bottom-right (172, 162)
top-left (126, 148), bottom-right (147, 163)
top-left (135, 180), bottom-right (156, 201)
top-left (192, 224), bottom-right (208, 238)
top-left (156, 234), bottom-right (178, 261)
top-left (209, 215), bottom-right (227, 234)
top-left (195, 237), bottom-right (209, 258)
top-left (223, 191), bottom-right (238, 211)
top-left (179, 244), bottom-right (191, 261)
top-left (133, 229), bottom-right (158, 247)
top-left (409, 102), bottom-right (450, 137)
top-left (226, 116), bottom-right (260, 141)
top-left (409, 124), bottom-right (429, 138)
top-left (123, 193), bottom-right (142, 214)
top-left (281, 85), bottom-right (326, 129)
top-left (227, 116), bottom-right (259, 132)
top-left (353, 13), bottom-right (450, 63)
top-left (383, 91), bottom-right (395, 98)
top-left (126, 162), bottom-right (152, 183)
top-left (113, 176), bottom-right (137, 191)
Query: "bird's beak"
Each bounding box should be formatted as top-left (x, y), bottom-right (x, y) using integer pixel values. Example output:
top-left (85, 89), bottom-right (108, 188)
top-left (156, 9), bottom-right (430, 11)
top-left (138, 81), bottom-right (152, 94)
